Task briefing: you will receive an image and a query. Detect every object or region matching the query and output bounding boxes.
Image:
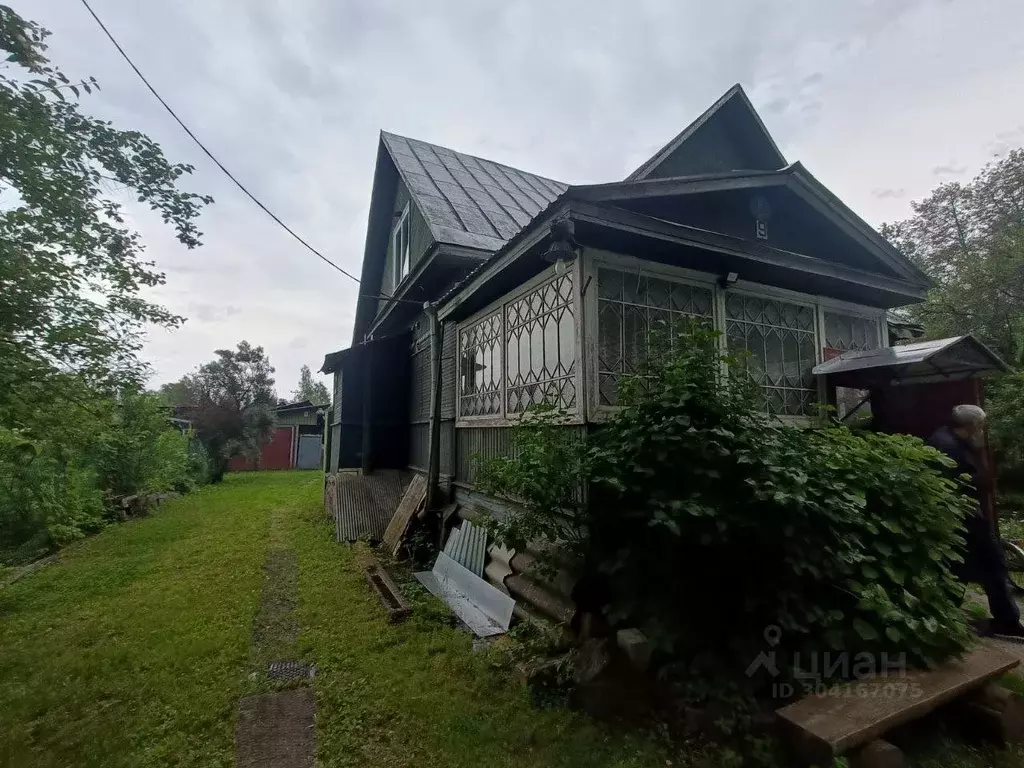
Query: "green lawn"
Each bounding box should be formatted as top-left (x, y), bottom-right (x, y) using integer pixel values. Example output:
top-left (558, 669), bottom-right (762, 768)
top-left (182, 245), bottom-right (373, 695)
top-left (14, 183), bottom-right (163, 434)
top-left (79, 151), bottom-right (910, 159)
top-left (0, 472), bottom-right (666, 767)
top-left (2, 471), bottom-right (1024, 767)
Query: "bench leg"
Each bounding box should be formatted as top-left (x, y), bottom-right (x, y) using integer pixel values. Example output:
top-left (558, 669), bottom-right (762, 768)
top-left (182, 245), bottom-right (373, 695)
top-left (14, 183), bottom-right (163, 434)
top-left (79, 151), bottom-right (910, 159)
top-left (849, 739), bottom-right (905, 768)
top-left (955, 683), bottom-right (1024, 746)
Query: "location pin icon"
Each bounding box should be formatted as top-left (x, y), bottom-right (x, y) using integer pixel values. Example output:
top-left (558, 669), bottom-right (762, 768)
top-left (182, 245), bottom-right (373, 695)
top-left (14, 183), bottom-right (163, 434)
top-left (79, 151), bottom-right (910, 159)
top-left (764, 625), bottom-right (782, 647)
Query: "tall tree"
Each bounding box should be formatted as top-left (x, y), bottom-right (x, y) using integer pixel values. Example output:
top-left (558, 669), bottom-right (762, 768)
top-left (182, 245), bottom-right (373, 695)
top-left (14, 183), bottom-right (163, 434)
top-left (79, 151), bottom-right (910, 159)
top-left (882, 150), bottom-right (1024, 366)
top-left (185, 342), bottom-right (276, 482)
top-left (0, 6), bottom-right (212, 432)
top-left (291, 364), bottom-right (331, 405)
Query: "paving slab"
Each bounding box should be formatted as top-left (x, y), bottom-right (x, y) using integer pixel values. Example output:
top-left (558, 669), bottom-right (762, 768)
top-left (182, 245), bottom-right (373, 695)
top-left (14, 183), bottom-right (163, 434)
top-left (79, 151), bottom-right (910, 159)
top-left (235, 688), bottom-right (316, 768)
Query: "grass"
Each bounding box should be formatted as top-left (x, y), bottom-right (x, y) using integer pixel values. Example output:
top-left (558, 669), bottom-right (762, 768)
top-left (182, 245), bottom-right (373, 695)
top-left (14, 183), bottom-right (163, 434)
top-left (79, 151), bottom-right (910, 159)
top-left (3, 470), bottom-right (1024, 767)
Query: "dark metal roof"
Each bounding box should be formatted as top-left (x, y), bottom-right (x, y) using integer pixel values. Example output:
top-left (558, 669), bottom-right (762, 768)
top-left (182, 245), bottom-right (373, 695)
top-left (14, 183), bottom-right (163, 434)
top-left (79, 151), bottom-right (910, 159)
top-left (812, 335), bottom-right (1009, 384)
top-left (381, 132), bottom-right (568, 252)
top-left (276, 400), bottom-right (318, 412)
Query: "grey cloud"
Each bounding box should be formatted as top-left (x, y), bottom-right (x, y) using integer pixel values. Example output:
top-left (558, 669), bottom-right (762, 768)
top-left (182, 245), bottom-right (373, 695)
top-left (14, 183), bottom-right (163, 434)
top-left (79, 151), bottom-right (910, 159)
top-left (27, 0), bottom-right (1024, 386)
top-left (872, 188), bottom-right (906, 199)
top-left (932, 164), bottom-right (967, 176)
top-left (186, 302), bottom-right (243, 323)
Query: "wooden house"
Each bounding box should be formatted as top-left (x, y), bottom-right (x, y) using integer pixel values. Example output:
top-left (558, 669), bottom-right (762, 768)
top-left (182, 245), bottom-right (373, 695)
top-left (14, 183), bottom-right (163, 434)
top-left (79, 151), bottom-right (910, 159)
top-left (319, 84), bottom-right (963, 623)
top-left (321, 83), bottom-right (933, 493)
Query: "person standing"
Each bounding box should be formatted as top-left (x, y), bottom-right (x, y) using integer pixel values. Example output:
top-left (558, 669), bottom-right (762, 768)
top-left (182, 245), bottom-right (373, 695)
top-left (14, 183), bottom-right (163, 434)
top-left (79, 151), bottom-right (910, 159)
top-left (928, 404), bottom-right (1024, 637)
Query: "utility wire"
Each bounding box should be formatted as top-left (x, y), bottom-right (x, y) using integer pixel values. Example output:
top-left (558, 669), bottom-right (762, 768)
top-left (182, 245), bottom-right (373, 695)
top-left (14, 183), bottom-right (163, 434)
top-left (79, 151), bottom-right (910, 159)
top-left (78, 0), bottom-right (361, 285)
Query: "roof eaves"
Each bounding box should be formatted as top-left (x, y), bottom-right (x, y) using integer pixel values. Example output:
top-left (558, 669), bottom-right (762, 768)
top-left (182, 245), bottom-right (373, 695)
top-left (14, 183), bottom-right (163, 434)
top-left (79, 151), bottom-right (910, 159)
top-left (436, 191), bottom-right (573, 314)
top-left (786, 164), bottom-right (934, 288)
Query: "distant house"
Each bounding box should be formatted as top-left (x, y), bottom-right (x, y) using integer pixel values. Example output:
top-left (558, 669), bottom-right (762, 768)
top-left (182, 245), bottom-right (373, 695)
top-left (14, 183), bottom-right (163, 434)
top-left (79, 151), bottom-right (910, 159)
top-left (318, 84), bottom-right (995, 623)
top-left (228, 400), bottom-right (325, 472)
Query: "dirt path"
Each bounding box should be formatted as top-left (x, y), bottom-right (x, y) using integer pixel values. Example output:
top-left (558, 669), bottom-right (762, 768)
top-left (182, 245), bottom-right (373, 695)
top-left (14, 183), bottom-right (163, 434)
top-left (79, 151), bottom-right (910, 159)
top-left (235, 507), bottom-right (316, 768)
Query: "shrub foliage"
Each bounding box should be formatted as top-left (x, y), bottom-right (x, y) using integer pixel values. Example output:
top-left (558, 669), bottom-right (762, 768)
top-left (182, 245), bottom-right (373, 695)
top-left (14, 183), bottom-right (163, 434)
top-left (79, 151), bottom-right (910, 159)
top-left (478, 327), bottom-right (974, 683)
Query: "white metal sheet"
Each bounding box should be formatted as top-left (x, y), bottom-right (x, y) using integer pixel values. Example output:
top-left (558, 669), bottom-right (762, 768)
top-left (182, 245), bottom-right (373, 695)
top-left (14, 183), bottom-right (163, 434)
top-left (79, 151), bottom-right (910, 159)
top-left (414, 552), bottom-right (515, 637)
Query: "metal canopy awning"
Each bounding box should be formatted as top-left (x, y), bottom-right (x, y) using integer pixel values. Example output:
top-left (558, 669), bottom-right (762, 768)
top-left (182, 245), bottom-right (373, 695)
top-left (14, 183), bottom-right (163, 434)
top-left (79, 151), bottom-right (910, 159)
top-left (812, 335), bottom-right (1010, 388)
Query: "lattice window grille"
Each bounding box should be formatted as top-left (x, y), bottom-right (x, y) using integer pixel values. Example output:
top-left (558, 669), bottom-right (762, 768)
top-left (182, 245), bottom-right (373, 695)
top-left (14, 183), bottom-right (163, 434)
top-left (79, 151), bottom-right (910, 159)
top-left (458, 312), bottom-right (503, 417)
top-left (596, 267), bottom-right (715, 406)
top-left (504, 274), bottom-right (577, 414)
top-left (725, 293), bottom-right (818, 417)
top-left (824, 311), bottom-right (880, 353)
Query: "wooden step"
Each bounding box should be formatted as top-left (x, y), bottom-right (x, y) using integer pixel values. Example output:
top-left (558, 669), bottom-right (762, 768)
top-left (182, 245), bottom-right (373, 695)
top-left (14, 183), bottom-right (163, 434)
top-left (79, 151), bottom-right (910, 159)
top-left (776, 642), bottom-right (1019, 765)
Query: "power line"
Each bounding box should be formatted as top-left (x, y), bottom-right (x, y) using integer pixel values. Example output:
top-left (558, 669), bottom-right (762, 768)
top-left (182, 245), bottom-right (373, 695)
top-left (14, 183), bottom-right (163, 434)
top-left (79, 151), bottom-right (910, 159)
top-left (78, 0), bottom-right (361, 285)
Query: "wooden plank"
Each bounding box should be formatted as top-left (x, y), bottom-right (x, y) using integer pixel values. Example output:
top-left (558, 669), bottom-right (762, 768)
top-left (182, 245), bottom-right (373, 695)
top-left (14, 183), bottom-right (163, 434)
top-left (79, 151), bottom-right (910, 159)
top-left (381, 473), bottom-right (427, 556)
top-left (777, 643), bottom-right (1019, 763)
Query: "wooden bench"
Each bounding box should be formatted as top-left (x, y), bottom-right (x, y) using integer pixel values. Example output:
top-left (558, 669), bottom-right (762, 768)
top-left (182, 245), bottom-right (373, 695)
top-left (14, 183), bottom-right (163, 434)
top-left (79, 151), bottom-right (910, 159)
top-left (776, 643), bottom-right (1021, 766)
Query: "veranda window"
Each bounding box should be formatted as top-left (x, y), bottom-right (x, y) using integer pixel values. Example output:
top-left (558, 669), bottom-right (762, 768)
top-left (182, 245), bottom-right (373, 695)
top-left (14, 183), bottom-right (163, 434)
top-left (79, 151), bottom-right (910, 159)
top-left (824, 311), bottom-right (882, 352)
top-left (504, 273), bottom-right (577, 414)
top-left (457, 272), bottom-right (578, 420)
top-left (458, 312), bottom-right (502, 417)
top-left (725, 294), bottom-right (818, 417)
top-left (596, 267), bottom-right (714, 406)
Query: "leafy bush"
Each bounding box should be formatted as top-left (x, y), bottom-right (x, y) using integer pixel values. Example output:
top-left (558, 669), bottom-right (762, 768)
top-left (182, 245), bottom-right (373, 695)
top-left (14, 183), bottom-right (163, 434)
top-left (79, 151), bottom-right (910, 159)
top-left (988, 371), bottom-right (1024, 491)
top-left (0, 429), bottom-right (105, 563)
top-left (0, 386), bottom-right (208, 562)
top-left (479, 326), bottom-right (974, 684)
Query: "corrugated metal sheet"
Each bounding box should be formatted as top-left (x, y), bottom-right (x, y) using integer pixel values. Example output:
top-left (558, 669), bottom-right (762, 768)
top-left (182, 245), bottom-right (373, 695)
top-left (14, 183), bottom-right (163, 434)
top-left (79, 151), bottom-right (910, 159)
top-left (444, 521), bottom-right (487, 577)
top-left (382, 132), bottom-right (567, 253)
top-left (812, 335), bottom-right (1008, 381)
top-left (329, 470), bottom-right (411, 542)
top-left (457, 502), bottom-right (579, 642)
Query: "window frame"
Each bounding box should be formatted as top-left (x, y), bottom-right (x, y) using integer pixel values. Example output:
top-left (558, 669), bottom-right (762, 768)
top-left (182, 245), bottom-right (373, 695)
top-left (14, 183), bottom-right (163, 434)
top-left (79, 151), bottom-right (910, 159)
top-left (722, 284), bottom-right (821, 420)
top-left (455, 262), bottom-right (584, 428)
top-left (583, 251), bottom-right (887, 423)
top-left (583, 249), bottom-right (721, 419)
top-left (391, 203), bottom-right (411, 289)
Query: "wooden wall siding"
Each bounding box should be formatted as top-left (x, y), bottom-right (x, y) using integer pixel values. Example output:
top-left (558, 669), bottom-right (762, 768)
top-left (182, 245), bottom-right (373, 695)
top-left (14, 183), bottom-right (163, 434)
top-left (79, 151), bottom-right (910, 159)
top-left (328, 424), bottom-right (341, 472)
top-left (647, 122), bottom-right (748, 178)
top-left (409, 422), bottom-right (430, 471)
top-left (453, 425), bottom-right (586, 487)
top-left (276, 409), bottom-right (320, 427)
top-left (440, 321), bottom-right (457, 420)
top-left (332, 371), bottom-right (343, 425)
top-left (455, 427), bottom-right (510, 486)
top-left (409, 336), bottom-right (431, 423)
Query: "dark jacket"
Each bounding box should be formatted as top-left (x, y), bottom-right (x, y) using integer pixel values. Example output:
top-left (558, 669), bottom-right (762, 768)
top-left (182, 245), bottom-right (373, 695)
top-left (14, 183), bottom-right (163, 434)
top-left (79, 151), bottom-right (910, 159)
top-left (927, 425), bottom-right (983, 501)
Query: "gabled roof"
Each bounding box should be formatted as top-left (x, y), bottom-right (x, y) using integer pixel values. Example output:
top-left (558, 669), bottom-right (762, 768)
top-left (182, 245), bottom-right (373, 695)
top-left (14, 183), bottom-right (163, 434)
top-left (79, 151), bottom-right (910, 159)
top-left (381, 132), bottom-right (567, 252)
top-left (626, 84), bottom-right (787, 181)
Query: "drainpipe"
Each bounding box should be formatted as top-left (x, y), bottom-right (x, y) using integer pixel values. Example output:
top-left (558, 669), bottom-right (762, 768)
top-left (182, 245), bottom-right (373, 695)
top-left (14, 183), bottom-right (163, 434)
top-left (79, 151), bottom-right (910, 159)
top-left (425, 302), bottom-right (443, 511)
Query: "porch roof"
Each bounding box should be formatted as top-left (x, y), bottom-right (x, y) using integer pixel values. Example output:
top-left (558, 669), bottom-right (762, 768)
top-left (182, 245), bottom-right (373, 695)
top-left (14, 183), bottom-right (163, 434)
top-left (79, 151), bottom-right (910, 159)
top-left (812, 335), bottom-right (1010, 387)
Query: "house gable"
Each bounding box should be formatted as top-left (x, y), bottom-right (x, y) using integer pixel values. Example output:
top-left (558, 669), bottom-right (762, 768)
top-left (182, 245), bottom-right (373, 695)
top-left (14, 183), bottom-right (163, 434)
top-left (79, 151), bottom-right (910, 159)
top-left (627, 84), bottom-right (787, 180)
top-left (352, 134), bottom-right (568, 344)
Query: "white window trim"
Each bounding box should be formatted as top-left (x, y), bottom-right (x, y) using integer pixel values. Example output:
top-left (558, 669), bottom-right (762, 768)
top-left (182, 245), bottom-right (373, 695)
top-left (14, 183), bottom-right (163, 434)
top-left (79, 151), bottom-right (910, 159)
top-left (455, 262), bottom-right (585, 428)
top-left (391, 203), bottom-right (411, 289)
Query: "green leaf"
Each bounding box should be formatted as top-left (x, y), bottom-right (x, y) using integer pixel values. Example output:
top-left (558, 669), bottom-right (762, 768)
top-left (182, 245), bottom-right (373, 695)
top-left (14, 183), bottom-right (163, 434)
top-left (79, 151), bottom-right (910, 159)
top-left (853, 618), bottom-right (879, 641)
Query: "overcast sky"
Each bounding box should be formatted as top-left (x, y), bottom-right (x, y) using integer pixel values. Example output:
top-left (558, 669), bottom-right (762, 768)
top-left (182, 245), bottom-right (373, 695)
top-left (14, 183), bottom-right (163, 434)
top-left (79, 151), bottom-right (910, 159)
top-left (28, 0), bottom-right (1024, 392)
